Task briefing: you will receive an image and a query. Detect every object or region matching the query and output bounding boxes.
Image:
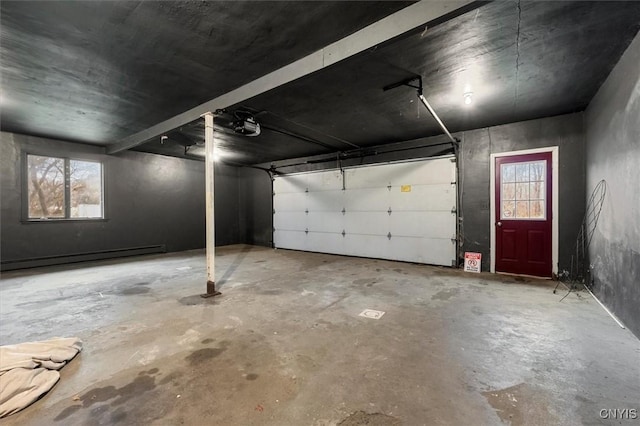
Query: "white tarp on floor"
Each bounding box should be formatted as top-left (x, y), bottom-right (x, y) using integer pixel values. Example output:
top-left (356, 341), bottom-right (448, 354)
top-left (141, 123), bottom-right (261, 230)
top-left (274, 157), bottom-right (457, 266)
top-left (0, 337), bottom-right (82, 417)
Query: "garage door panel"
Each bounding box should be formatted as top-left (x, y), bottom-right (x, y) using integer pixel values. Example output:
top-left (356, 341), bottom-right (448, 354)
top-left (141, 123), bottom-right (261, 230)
top-left (274, 212), bottom-right (307, 231)
top-left (384, 160), bottom-right (455, 185)
top-left (398, 160), bottom-right (456, 184)
top-left (307, 190), bottom-right (344, 211)
top-left (389, 184), bottom-right (456, 211)
top-left (274, 230), bottom-right (307, 251)
top-left (345, 164), bottom-right (401, 188)
top-left (345, 188), bottom-right (389, 211)
top-left (390, 237), bottom-right (455, 265)
top-left (274, 192), bottom-right (307, 211)
top-left (345, 167), bottom-right (395, 189)
top-left (389, 212), bottom-right (456, 239)
top-left (306, 170), bottom-right (343, 191)
top-left (344, 234), bottom-right (389, 259)
top-left (274, 174), bottom-right (307, 194)
top-left (345, 159), bottom-right (455, 189)
top-left (307, 232), bottom-right (344, 255)
top-left (343, 169), bottom-right (368, 189)
top-left (308, 212), bottom-right (343, 233)
top-left (345, 212), bottom-right (389, 235)
top-left (273, 156), bottom-right (457, 266)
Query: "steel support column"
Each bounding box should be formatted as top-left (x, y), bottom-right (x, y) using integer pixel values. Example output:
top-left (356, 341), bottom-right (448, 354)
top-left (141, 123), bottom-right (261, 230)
top-left (202, 112), bottom-right (221, 298)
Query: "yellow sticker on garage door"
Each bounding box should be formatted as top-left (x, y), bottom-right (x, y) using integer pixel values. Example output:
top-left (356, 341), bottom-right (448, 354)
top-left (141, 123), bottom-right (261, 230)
top-left (401, 185), bottom-right (411, 192)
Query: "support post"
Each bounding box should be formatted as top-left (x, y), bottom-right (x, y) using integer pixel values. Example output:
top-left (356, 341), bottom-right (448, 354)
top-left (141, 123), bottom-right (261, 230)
top-left (201, 112), bottom-right (221, 298)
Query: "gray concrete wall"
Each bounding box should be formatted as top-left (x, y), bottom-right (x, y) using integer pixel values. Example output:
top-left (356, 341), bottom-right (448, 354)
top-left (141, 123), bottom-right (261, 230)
top-left (585, 34), bottom-right (640, 337)
top-left (238, 168), bottom-right (273, 247)
top-left (461, 113), bottom-right (585, 273)
top-left (1, 132), bottom-right (240, 269)
top-left (242, 113), bottom-right (586, 274)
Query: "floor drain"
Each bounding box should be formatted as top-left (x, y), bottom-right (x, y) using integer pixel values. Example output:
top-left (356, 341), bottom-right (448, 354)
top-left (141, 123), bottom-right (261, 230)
top-left (359, 309), bottom-right (385, 319)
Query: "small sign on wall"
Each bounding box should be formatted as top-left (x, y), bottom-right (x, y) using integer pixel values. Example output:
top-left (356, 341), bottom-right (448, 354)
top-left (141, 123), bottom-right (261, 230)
top-left (401, 185), bottom-right (411, 192)
top-left (464, 252), bottom-right (482, 273)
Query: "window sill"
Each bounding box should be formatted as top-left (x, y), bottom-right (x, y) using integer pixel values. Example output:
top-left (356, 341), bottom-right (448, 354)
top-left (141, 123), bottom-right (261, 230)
top-left (21, 218), bottom-right (109, 224)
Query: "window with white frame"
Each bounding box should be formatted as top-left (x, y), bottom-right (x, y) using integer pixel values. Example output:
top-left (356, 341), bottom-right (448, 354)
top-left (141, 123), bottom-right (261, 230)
top-left (26, 154), bottom-right (104, 220)
top-left (501, 160), bottom-right (546, 220)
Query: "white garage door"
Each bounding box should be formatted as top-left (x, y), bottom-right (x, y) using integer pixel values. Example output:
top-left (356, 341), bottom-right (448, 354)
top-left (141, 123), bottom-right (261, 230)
top-left (273, 157), bottom-right (457, 266)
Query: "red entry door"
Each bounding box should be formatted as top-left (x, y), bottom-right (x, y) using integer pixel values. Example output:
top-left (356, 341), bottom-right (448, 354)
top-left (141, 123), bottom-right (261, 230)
top-left (495, 152), bottom-right (552, 278)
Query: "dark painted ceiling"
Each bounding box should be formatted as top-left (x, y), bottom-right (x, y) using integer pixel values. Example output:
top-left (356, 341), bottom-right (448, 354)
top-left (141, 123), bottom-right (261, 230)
top-left (210, 0), bottom-right (639, 165)
top-left (0, 0), bottom-right (413, 144)
top-left (3, 1), bottom-right (640, 166)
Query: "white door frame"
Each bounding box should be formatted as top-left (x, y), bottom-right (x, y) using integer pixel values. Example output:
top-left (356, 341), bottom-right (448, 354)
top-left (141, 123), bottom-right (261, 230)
top-left (490, 147), bottom-right (559, 276)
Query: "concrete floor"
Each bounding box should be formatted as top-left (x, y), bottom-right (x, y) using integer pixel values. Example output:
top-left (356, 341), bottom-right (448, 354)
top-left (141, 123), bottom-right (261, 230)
top-left (1, 245), bottom-right (638, 426)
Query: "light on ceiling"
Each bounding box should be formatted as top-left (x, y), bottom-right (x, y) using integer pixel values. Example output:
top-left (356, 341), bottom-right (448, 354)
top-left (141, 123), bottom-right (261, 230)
top-left (463, 84), bottom-right (473, 106)
top-left (213, 148), bottom-right (228, 162)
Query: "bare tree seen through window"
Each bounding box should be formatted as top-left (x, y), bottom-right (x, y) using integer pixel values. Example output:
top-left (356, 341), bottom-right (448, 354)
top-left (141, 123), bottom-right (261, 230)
top-left (28, 155), bottom-right (65, 218)
top-left (27, 155), bottom-right (103, 219)
top-left (70, 160), bottom-right (102, 218)
top-left (501, 160), bottom-right (546, 220)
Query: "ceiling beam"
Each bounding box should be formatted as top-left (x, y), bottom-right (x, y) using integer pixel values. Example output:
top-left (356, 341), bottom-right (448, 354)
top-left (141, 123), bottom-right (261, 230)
top-left (107, 0), bottom-right (476, 154)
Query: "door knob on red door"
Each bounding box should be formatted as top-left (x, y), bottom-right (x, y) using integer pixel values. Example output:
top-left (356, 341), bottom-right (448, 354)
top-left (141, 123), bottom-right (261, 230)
top-left (497, 222), bottom-right (502, 227)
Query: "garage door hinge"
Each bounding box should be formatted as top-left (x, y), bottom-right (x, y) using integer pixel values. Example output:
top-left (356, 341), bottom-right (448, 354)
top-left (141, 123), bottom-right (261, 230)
top-left (387, 207), bottom-right (392, 215)
top-left (387, 232), bottom-right (392, 240)
top-left (305, 228), bottom-right (309, 234)
top-left (451, 206), bottom-right (457, 214)
top-left (305, 209), bottom-right (309, 214)
top-left (305, 187), bottom-right (309, 193)
top-left (387, 185), bottom-right (392, 191)
top-left (342, 230), bottom-right (346, 237)
top-left (341, 207), bottom-right (346, 215)
top-left (450, 235), bottom-right (457, 244)
top-left (272, 209), bottom-right (276, 215)
top-left (450, 158), bottom-right (457, 163)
